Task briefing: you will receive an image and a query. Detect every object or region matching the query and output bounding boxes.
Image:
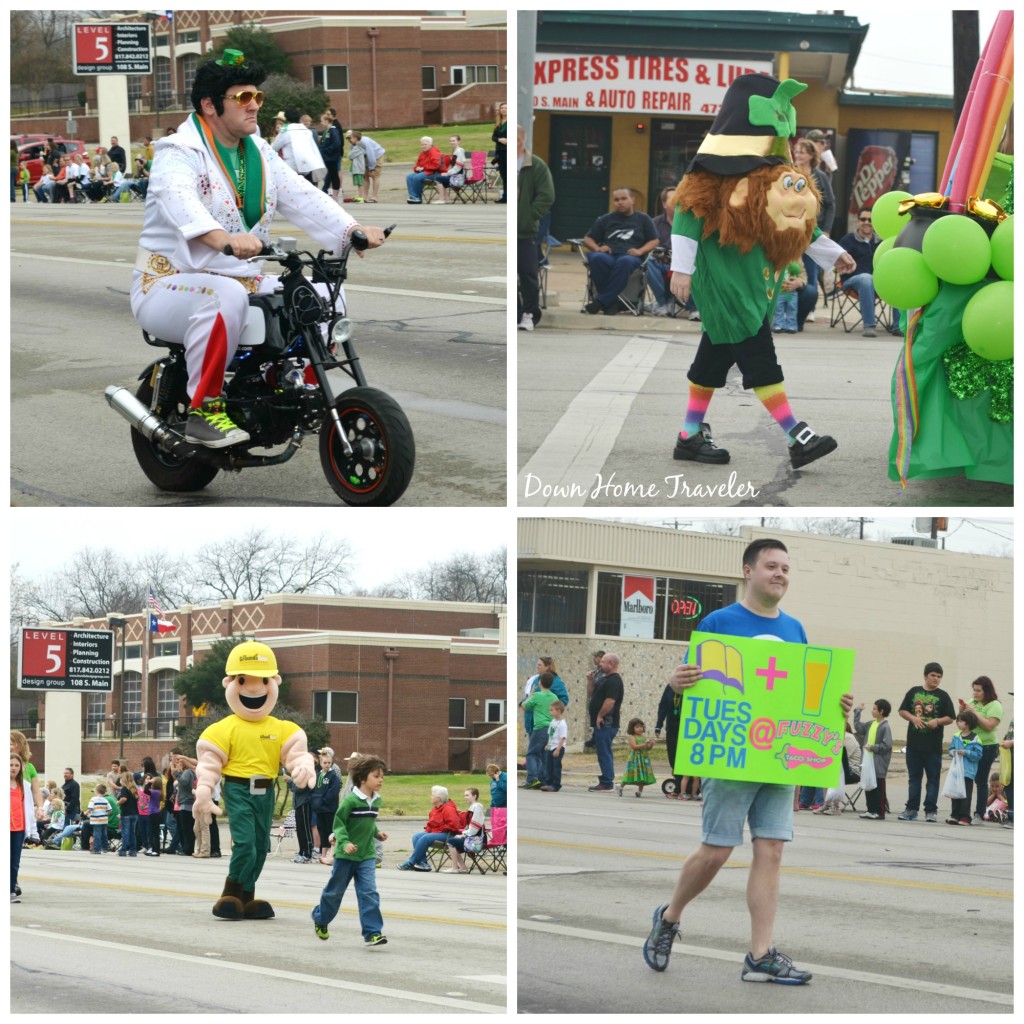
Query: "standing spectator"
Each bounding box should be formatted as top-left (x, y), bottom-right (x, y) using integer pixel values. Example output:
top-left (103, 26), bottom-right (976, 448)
top-left (105, 760), bottom-right (123, 794)
top-left (272, 108), bottom-right (325, 183)
top-left (61, 767), bottom-right (81, 824)
top-left (581, 189), bottom-right (659, 315)
top-left (1000, 717), bottom-right (1013, 829)
top-left (351, 130), bottom-right (385, 202)
top-left (487, 763), bottom-right (506, 809)
top-left (318, 111), bottom-right (344, 202)
top-left (963, 676), bottom-right (1004, 822)
top-left (405, 136), bottom-right (443, 204)
top-left (522, 674), bottom-right (559, 790)
top-left (516, 124), bottom-right (554, 332)
top-left (898, 662), bottom-right (956, 822)
top-left (17, 162), bottom-right (30, 201)
top-left (11, 753), bottom-right (37, 901)
top-left (10, 732), bottom-right (43, 820)
top-left (347, 133), bottom-right (367, 202)
top-left (584, 651), bottom-right (606, 751)
top-left (11, 142), bottom-right (18, 202)
top-left (145, 770), bottom-right (166, 856)
top-left (805, 129), bottom-right (837, 178)
top-left (616, 718), bottom-right (656, 797)
top-left (173, 755), bottom-right (197, 855)
top-left (836, 208), bottom-right (892, 338)
top-left (853, 700), bottom-right (893, 820)
top-left (117, 771), bottom-right (140, 857)
top-left (946, 709), bottom-right (983, 825)
top-left (144, 136), bottom-right (154, 166)
top-left (540, 702), bottom-right (568, 792)
top-left (107, 136), bottom-right (127, 173)
top-left (289, 766), bottom-right (317, 864)
top-left (492, 101), bottom-right (508, 202)
top-left (86, 784), bottom-right (112, 854)
top-left (792, 137), bottom-right (834, 329)
top-left (771, 261), bottom-right (806, 334)
top-left (588, 653), bottom-right (625, 792)
top-left (655, 681), bottom-right (689, 798)
top-left (312, 751), bottom-right (342, 864)
top-left (643, 538), bottom-right (854, 982)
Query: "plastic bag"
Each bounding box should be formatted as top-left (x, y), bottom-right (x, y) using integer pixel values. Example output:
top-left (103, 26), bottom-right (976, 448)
top-left (464, 834), bottom-right (484, 855)
top-left (942, 752), bottom-right (966, 799)
top-left (824, 758), bottom-right (846, 803)
top-left (999, 746), bottom-right (1012, 787)
top-left (860, 751), bottom-right (877, 791)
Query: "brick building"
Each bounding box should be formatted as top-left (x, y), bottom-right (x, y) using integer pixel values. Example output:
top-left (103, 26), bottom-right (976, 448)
top-left (28, 593), bottom-right (507, 775)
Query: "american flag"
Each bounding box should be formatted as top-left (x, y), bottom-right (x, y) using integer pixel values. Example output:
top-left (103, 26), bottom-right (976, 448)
top-left (147, 586), bottom-right (164, 616)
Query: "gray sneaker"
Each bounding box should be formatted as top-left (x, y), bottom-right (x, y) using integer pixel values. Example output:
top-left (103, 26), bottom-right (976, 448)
top-left (925, 813), bottom-right (938, 823)
top-left (185, 398), bottom-right (250, 448)
top-left (642, 903), bottom-right (680, 971)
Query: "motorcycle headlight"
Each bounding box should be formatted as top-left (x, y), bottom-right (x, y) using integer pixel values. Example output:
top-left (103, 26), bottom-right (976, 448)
top-left (331, 317), bottom-right (353, 344)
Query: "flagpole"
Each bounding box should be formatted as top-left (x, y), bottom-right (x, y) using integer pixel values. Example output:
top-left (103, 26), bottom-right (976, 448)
top-left (143, 584), bottom-right (150, 740)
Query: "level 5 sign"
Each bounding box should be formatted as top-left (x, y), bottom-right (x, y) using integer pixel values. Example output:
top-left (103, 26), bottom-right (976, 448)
top-left (673, 632), bottom-right (855, 786)
top-left (19, 628), bottom-right (114, 691)
top-left (73, 23), bottom-right (152, 75)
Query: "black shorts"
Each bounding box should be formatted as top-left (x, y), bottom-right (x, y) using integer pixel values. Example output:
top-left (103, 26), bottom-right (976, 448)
top-left (687, 319), bottom-right (785, 390)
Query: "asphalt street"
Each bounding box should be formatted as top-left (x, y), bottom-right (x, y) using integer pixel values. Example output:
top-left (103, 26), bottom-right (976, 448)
top-left (12, 819), bottom-right (507, 1013)
top-left (11, 194), bottom-right (507, 506)
top-left (518, 258), bottom-right (1012, 508)
top-left (517, 759), bottom-right (1013, 1014)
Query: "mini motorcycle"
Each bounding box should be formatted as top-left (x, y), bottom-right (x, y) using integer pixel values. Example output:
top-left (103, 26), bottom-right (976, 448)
top-left (105, 228), bottom-right (415, 506)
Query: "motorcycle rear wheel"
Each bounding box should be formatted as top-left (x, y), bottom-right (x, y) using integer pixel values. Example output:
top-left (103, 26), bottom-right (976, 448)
top-left (129, 378), bottom-right (220, 492)
top-left (319, 386), bottom-right (415, 506)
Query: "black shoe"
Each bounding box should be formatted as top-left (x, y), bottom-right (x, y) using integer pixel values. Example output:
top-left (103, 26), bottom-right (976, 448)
top-left (583, 300), bottom-right (603, 315)
top-left (673, 423), bottom-right (730, 464)
top-left (583, 741), bottom-right (596, 750)
top-left (788, 421), bottom-right (837, 468)
top-left (602, 303), bottom-right (620, 316)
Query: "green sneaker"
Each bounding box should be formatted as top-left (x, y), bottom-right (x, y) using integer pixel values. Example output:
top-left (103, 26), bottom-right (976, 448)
top-left (185, 398), bottom-right (250, 448)
top-left (313, 918), bottom-right (329, 941)
top-left (365, 933), bottom-right (388, 947)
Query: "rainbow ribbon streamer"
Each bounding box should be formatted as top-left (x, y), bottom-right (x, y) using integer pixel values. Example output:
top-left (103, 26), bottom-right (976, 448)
top-left (893, 308), bottom-right (924, 489)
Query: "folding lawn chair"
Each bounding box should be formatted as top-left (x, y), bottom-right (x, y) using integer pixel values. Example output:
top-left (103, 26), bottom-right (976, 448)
top-left (272, 811), bottom-right (296, 856)
top-left (567, 239), bottom-right (652, 316)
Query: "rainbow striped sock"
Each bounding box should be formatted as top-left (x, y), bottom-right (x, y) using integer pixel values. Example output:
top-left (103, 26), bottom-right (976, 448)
top-left (754, 383), bottom-right (799, 441)
top-left (680, 384), bottom-right (716, 438)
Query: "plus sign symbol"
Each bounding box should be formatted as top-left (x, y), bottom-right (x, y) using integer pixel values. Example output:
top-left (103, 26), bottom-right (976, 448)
top-left (755, 655), bottom-right (787, 692)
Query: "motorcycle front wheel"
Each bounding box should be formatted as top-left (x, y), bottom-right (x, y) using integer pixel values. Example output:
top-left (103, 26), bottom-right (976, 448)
top-left (129, 378), bottom-right (221, 492)
top-left (319, 386), bottom-right (415, 506)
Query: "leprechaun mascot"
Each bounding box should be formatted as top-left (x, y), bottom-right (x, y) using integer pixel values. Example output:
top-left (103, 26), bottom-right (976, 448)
top-left (669, 73), bottom-right (857, 468)
top-left (193, 640), bottom-right (315, 919)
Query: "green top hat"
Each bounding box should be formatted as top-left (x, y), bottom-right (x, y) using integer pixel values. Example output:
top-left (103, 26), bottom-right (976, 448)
top-left (687, 73), bottom-right (807, 176)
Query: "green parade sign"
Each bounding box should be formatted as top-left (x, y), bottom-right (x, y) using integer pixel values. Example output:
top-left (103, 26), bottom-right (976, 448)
top-left (673, 632), bottom-right (855, 786)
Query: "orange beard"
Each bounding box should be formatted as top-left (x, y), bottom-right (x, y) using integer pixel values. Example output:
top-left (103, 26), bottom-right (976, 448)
top-left (674, 165), bottom-right (820, 271)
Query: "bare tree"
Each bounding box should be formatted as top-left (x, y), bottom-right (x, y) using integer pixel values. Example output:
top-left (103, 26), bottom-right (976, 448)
top-left (372, 546), bottom-right (507, 604)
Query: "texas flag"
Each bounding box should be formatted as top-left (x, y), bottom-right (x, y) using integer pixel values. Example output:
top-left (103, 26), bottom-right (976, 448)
top-left (149, 613), bottom-right (176, 635)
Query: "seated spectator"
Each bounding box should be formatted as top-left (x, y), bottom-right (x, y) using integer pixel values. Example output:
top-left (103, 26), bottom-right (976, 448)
top-left (34, 163), bottom-right (56, 203)
top-left (65, 153), bottom-right (91, 203)
top-left (444, 786), bottom-right (486, 873)
top-left (836, 207), bottom-right (897, 338)
top-left (430, 133), bottom-right (467, 204)
top-left (110, 158), bottom-right (145, 203)
top-left (405, 136), bottom-right (443, 204)
top-left (581, 188), bottom-right (659, 315)
top-left (396, 785), bottom-right (462, 871)
top-left (51, 155), bottom-right (72, 203)
top-left (985, 773), bottom-right (1009, 822)
top-left (647, 187), bottom-right (699, 319)
top-left (39, 796), bottom-right (65, 844)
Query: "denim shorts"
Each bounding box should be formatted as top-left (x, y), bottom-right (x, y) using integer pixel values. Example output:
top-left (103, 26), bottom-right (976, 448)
top-left (700, 778), bottom-right (795, 847)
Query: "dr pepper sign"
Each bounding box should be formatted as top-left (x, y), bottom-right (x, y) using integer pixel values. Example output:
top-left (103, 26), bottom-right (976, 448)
top-left (673, 632), bottom-right (855, 787)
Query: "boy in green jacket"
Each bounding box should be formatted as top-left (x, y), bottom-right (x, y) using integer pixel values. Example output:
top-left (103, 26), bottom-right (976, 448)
top-left (312, 755), bottom-right (389, 946)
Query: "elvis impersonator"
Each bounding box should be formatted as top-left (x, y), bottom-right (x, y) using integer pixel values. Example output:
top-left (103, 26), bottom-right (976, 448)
top-left (131, 50), bottom-right (386, 449)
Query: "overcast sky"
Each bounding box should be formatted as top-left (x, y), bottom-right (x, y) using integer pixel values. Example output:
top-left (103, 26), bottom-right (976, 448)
top-left (11, 508), bottom-right (510, 589)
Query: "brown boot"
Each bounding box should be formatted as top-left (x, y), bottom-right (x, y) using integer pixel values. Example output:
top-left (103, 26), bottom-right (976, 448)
top-left (212, 877), bottom-right (245, 919)
top-left (241, 889), bottom-right (275, 920)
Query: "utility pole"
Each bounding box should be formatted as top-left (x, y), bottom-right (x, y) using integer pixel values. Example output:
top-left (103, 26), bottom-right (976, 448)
top-left (952, 11), bottom-right (980, 122)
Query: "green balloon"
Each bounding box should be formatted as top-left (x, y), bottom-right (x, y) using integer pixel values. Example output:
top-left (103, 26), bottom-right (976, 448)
top-left (870, 190), bottom-right (913, 240)
top-left (874, 236), bottom-right (896, 264)
top-left (962, 280), bottom-right (1013, 361)
top-left (921, 215), bottom-right (992, 284)
top-left (990, 215), bottom-right (1013, 280)
top-left (873, 247), bottom-right (939, 308)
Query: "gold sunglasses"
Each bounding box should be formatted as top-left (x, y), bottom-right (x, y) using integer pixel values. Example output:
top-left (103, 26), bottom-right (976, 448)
top-left (224, 90), bottom-right (265, 107)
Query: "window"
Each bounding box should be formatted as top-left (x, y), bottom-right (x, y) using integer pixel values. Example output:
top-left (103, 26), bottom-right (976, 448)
top-left (422, 65), bottom-right (436, 91)
top-left (155, 56), bottom-right (172, 110)
top-left (182, 53), bottom-right (200, 97)
top-left (451, 65), bottom-right (499, 86)
top-left (177, 30), bottom-right (200, 44)
top-left (121, 644), bottom-right (142, 661)
top-left (313, 691), bottom-right (358, 724)
top-left (86, 694), bottom-right (105, 738)
top-left (153, 640), bottom-right (179, 658)
top-left (485, 699), bottom-right (506, 724)
top-left (127, 76), bottom-right (143, 112)
top-left (312, 65), bottom-right (349, 91)
top-left (156, 670), bottom-right (178, 738)
top-left (518, 569), bottom-right (588, 634)
top-left (595, 572), bottom-right (737, 641)
top-left (122, 671), bottom-right (143, 737)
top-left (449, 698), bottom-right (466, 729)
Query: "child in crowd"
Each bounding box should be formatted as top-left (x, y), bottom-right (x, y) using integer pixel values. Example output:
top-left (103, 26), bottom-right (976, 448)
top-left (985, 774), bottom-right (1009, 822)
top-left (616, 718), bottom-right (656, 798)
top-left (348, 134), bottom-right (367, 202)
top-left (311, 755), bottom-right (389, 947)
top-left (523, 673), bottom-right (559, 790)
top-left (771, 260), bottom-right (807, 334)
top-left (445, 786), bottom-right (486, 873)
top-left (11, 752), bottom-right (37, 902)
top-left (854, 699), bottom-right (893, 820)
top-left (87, 784), bottom-right (111, 854)
top-left (540, 701), bottom-right (567, 792)
top-left (947, 709), bottom-right (983, 825)
top-left (41, 796), bottom-right (65, 844)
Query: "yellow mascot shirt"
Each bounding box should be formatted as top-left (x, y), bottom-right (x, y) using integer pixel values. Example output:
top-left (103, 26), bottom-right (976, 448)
top-left (200, 715), bottom-right (300, 777)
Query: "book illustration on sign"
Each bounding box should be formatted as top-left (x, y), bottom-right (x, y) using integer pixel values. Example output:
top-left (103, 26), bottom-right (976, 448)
top-left (695, 638), bottom-right (744, 695)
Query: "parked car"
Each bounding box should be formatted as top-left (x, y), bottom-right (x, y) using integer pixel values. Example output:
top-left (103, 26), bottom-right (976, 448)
top-left (16, 139), bottom-right (91, 186)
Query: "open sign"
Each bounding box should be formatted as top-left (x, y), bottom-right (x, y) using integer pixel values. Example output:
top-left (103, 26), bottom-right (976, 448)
top-left (671, 597), bottom-right (703, 619)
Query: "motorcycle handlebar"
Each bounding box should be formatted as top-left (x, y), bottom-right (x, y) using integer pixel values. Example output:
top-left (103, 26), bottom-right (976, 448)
top-left (222, 224), bottom-right (395, 259)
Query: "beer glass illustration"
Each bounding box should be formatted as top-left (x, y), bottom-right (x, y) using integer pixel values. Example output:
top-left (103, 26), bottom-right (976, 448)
top-left (802, 647), bottom-right (832, 716)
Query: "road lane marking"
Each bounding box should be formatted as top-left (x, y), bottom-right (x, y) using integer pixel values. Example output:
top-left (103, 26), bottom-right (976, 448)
top-left (13, 928), bottom-right (505, 1011)
top-left (517, 919), bottom-right (1012, 1006)
top-left (518, 838), bottom-right (1012, 898)
top-left (10, 252), bottom-right (505, 306)
top-left (518, 335), bottom-right (667, 506)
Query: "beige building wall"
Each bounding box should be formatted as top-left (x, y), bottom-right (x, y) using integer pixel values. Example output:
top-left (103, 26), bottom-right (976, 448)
top-left (517, 521), bottom-right (1013, 753)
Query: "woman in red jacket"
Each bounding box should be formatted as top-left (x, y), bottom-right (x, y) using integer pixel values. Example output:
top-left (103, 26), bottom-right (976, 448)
top-left (397, 785), bottom-right (462, 871)
top-left (405, 136), bottom-right (443, 204)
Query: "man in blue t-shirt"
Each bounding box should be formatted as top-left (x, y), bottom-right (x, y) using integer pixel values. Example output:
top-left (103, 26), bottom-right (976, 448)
top-left (581, 188), bottom-right (659, 315)
top-left (643, 538), bottom-right (853, 985)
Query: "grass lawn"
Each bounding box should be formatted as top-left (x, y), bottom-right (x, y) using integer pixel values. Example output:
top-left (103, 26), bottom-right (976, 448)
top-left (357, 123), bottom-right (499, 164)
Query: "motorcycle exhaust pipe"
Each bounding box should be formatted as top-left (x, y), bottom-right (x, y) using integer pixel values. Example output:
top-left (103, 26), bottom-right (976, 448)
top-left (104, 386), bottom-right (180, 450)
